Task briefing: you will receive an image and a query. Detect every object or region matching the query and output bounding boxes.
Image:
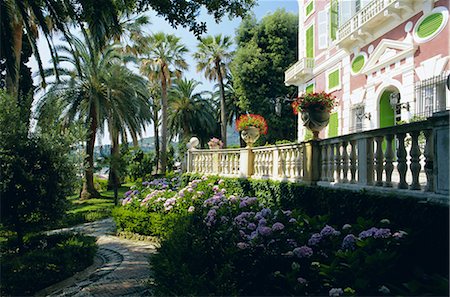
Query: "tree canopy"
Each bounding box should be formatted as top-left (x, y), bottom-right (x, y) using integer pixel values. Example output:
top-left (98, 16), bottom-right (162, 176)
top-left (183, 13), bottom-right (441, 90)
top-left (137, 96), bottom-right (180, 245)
top-left (231, 9), bottom-right (298, 143)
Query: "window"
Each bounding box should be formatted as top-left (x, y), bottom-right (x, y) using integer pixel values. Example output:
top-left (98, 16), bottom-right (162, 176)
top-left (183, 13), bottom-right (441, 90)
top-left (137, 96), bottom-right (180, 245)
top-left (326, 67), bottom-right (340, 92)
top-left (305, 25), bottom-right (314, 59)
top-left (328, 112), bottom-right (338, 137)
top-left (318, 9), bottom-right (329, 49)
top-left (413, 7), bottom-right (448, 43)
top-left (415, 74), bottom-right (447, 117)
top-left (305, 24), bottom-right (314, 58)
top-left (351, 105), bottom-right (365, 132)
top-left (330, 0), bottom-right (338, 40)
top-left (351, 52), bottom-right (367, 75)
top-left (305, 83), bottom-right (314, 94)
top-left (305, 0), bottom-right (314, 18)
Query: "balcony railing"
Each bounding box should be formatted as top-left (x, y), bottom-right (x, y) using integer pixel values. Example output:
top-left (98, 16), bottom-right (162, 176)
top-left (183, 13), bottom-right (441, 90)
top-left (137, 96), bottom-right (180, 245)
top-left (186, 112), bottom-right (449, 200)
top-left (336, 0), bottom-right (412, 49)
top-left (284, 57), bottom-right (315, 85)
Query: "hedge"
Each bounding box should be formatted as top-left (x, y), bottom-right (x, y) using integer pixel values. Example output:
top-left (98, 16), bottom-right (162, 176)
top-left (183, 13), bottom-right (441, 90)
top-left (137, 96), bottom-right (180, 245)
top-left (181, 173), bottom-right (449, 275)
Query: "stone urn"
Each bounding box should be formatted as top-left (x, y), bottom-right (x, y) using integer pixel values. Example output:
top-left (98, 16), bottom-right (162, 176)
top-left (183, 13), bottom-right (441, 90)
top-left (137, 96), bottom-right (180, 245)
top-left (301, 109), bottom-right (330, 139)
top-left (240, 126), bottom-right (260, 147)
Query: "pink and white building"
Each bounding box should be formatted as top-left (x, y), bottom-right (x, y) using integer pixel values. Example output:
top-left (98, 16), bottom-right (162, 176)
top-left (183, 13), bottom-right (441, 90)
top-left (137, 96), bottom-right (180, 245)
top-left (285, 0), bottom-right (450, 141)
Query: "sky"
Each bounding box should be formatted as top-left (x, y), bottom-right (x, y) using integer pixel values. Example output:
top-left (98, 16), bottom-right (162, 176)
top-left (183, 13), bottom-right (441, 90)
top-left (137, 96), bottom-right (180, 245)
top-left (30, 0), bottom-right (299, 145)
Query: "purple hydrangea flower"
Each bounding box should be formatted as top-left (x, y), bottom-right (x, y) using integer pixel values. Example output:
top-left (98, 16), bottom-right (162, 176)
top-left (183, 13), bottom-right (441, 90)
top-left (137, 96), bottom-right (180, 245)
top-left (272, 222), bottom-right (285, 231)
top-left (282, 210), bottom-right (292, 216)
top-left (392, 230), bottom-right (408, 239)
top-left (374, 228), bottom-right (391, 239)
top-left (342, 224), bottom-right (352, 230)
top-left (124, 190), bottom-right (132, 197)
top-left (359, 227), bottom-right (378, 239)
top-left (261, 208), bottom-right (272, 217)
top-left (247, 223), bottom-right (256, 230)
top-left (297, 277), bottom-right (307, 284)
top-left (341, 234), bottom-right (357, 250)
top-left (293, 245), bottom-right (313, 258)
top-left (257, 226), bottom-right (272, 237)
top-left (308, 233), bottom-right (322, 246)
top-left (320, 225), bottom-right (340, 237)
top-left (237, 242), bottom-right (249, 249)
top-left (289, 218), bottom-right (297, 223)
top-left (287, 239), bottom-right (297, 247)
top-left (187, 206), bottom-right (195, 213)
top-left (329, 288), bottom-right (344, 297)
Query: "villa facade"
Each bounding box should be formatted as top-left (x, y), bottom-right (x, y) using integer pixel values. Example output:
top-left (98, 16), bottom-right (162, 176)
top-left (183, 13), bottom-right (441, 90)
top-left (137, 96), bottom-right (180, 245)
top-left (285, 0), bottom-right (450, 141)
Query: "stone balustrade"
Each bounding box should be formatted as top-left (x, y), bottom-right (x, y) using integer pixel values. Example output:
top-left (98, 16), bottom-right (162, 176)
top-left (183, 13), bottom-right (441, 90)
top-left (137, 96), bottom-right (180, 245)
top-left (186, 112), bottom-right (449, 199)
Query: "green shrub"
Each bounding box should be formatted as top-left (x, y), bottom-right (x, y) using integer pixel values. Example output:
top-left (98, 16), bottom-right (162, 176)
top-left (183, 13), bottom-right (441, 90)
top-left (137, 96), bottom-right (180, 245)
top-left (1, 233), bottom-right (97, 296)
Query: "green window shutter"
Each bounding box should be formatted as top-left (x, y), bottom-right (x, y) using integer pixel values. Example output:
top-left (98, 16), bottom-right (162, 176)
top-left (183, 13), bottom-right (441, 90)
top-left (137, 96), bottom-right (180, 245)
top-left (306, 83), bottom-right (314, 94)
top-left (328, 69), bottom-right (340, 90)
top-left (417, 13), bottom-right (444, 38)
top-left (306, 26), bottom-right (314, 58)
top-left (328, 112), bottom-right (338, 137)
top-left (351, 55), bottom-right (365, 73)
top-left (306, 1), bottom-right (314, 17)
top-left (330, 0), bottom-right (339, 40)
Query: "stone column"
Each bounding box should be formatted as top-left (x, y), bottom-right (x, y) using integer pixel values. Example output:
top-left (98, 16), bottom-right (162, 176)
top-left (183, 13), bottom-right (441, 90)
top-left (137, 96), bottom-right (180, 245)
top-left (239, 147), bottom-right (254, 178)
top-left (302, 140), bottom-right (321, 185)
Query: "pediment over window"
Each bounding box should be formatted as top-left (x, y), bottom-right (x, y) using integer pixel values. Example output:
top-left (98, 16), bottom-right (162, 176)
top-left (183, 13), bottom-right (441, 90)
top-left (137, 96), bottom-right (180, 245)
top-left (362, 39), bottom-right (417, 75)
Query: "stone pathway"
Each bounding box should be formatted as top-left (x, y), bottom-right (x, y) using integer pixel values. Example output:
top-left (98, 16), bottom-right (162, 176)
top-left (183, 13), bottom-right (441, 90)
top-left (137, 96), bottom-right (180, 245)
top-left (38, 218), bottom-right (157, 297)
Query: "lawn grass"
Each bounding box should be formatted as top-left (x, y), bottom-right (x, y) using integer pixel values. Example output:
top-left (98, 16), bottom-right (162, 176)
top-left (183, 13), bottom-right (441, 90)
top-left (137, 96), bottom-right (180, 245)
top-left (62, 183), bottom-right (131, 227)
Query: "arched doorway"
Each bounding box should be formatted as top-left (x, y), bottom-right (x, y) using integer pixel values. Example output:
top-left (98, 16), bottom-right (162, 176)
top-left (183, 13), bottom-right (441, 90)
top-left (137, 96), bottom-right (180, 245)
top-left (379, 90), bottom-right (396, 128)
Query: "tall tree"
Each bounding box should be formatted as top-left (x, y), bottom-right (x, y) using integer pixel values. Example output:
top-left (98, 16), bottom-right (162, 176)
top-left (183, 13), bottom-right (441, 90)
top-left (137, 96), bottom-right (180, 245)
top-left (168, 78), bottom-right (217, 143)
top-left (231, 9), bottom-right (298, 143)
top-left (194, 34), bottom-right (232, 147)
top-left (38, 36), bottom-right (151, 199)
top-left (140, 32), bottom-right (188, 174)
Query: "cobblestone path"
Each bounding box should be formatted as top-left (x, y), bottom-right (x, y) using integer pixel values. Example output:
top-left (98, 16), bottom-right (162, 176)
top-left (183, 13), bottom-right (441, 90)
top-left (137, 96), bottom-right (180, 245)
top-left (40, 218), bottom-right (157, 297)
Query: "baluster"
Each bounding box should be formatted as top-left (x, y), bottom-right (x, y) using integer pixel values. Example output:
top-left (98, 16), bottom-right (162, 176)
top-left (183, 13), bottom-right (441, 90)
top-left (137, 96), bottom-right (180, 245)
top-left (255, 153), bottom-right (261, 176)
top-left (290, 149), bottom-right (296, 178)
top-left (423, 130), bottom-right (434, 192)
top-left (342, 141), bottom-right (349, 183)
top-left (350, 140), bottom-right (357, 183)
top-left (234, 153), bottom-right (239, 175)
top-left (299, 145), bottom-right (304, 179)
top-left (266, 151), bottom-right (270, 176)
top-left (328, 144), bottom-right (334, 182)
top-left (366, 137), bottom-right (374, 186)
top-left (374, 136), bottom-right (384, 186)
top-left (294, 148), bottom-right (301, 178)
top-left (278, 149), bottom-right (283, 178)
top-left (384, 134), bottom-right (394, 187)
top-left (335, 143), bottom-right (341, 182)
top-left (269, 151), bottom-right (274, 177)
top-left (321, 145), bottom-right (328, 181)
top-left (228, 154), bottom-right (233, 175)
top-left (409, 131), bottom-right (421, 190)
top-left (284, 150), bottom-right (291, 178)
top-left (396, 133), bottom-right (408, 189)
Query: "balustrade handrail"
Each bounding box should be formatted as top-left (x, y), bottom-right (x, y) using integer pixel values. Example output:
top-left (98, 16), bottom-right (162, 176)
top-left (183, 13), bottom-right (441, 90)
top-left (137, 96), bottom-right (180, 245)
top-left (190, 148), bottom-right (241, 154)
top-left (320, 120), bottom-right (433, 145)
top-left (252, 142), bottom-right (303, 152)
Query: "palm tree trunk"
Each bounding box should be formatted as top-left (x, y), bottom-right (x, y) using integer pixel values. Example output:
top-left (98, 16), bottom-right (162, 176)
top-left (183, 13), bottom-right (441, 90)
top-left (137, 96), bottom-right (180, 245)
top-left (160, 70), bottom-right (168, 174)
top-left (216, 61), bottom-right (227, 147)
top-left (5, 22), bottom-right (23, 99)
top-left (81, 107), bottom-right (101, 200)
top-left (154, 117), bottom-right (160, 174)
top-left (110, 129), bottom-right (120, 206)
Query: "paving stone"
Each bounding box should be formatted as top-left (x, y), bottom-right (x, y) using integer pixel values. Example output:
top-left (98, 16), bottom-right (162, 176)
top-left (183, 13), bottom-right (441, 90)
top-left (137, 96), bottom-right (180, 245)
top-left (42, 218), bottom-right (157, 297)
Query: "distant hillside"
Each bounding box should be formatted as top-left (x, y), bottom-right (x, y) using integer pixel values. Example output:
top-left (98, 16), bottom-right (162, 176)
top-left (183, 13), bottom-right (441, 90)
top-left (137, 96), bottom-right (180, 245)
top-left (94, 126), bottom-right (241, 158)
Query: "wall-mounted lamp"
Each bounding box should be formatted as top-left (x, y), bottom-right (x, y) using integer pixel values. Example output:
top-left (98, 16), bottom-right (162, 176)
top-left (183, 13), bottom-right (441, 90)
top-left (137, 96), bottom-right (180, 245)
top-left (389, 92), bottom-right (410, 111)
top-left (275, 95), bottom-right (296, 116)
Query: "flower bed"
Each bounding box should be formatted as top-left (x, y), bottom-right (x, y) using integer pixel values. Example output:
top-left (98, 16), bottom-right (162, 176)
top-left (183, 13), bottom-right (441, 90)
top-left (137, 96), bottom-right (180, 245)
top-left (112, 174), bottom-right (449, 296)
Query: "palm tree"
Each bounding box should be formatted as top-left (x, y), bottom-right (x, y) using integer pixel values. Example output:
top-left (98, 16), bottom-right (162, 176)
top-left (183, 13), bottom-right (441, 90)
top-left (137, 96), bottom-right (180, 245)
top-left (168, 78), bottom-right (217, 144)
top-left (212, 74), bottom-right (242, 126)
top-left (1, 0), bottom-right (126, 99)
top-left (140, 32), bottom-right (188, 174)
top-left (38, 35), bottom-right (151, 199)
top-left (194, 34), bottom-right (233, 147)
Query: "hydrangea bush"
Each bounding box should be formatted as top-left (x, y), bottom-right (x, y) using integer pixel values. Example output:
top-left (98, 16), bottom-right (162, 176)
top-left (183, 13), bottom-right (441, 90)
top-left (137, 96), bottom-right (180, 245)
top-left (112, 175), bottom-right (428, 296)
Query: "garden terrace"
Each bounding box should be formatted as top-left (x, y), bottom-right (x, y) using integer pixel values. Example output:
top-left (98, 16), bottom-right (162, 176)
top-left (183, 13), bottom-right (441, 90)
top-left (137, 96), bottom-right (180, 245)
top-left (186, 111), bottom-right (449, 202)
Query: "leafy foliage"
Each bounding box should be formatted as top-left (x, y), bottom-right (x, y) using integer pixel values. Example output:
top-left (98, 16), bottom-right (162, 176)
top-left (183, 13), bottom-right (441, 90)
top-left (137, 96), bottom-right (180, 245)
top-left (231, 9), bottom-right (298, 143)
top-left (1, 233), bottom-right (97, 296)
top-left (0, 91), bottom-right (77, 246)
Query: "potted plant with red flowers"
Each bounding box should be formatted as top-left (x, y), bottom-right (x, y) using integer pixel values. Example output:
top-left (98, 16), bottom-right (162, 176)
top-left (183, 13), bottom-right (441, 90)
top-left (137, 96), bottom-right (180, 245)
top-left (291, 91), bottom-right (337, 139)
top-left (236, 114), bottom-right (268, 147)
